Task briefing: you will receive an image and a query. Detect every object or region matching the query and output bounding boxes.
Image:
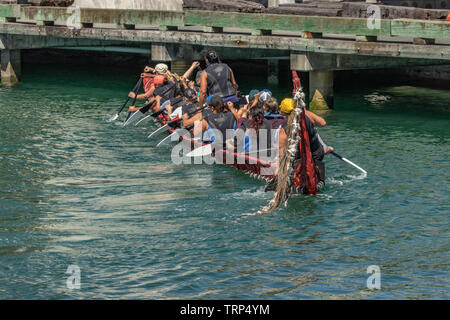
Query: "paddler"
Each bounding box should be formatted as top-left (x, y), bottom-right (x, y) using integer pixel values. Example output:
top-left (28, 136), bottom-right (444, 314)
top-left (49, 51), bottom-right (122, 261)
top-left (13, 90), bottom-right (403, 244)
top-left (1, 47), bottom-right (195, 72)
top-left (127, 75), bottom-right (169, 113)
top-left (228, 104), bottom-right (274, 158)
top-left (193, 95), bottom-right (240, 146)
top-left (199, 50), bottom-right (239, 108)
top-left (263, 97), bottom-right (286, 129)
top-left (166, 88), bottom-right (199, 123)
top-left (277, 98), bottom-right (333, 185)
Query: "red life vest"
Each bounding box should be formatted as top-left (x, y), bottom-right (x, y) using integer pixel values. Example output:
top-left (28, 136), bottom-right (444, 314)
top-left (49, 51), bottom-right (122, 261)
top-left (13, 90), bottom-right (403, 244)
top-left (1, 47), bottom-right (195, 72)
top-left (143, 77), bottom-right (154, 93)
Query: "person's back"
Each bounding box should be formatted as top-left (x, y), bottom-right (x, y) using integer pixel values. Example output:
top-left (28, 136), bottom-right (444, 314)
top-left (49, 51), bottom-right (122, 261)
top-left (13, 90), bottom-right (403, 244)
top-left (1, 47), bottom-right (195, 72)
top-left (205, 110), bottom-right (236, 141)
top-left (199, 50), bottom-right (238, 107)
top-left (239, 106), bottom-right (273, 157)
top-left (205, 63), bottom-right (235, 99)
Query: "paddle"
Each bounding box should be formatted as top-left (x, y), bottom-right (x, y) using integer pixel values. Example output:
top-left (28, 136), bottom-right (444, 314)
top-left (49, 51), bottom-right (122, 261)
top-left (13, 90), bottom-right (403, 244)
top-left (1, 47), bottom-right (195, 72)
top-left (155, 124), bottom-right (196, 147)
top-left (122, 100), bottom-right (156, 127)
top-left (109, 77), bottom-right (142, 122)
top-left (135, 114), bottom-right (152, 126)
top-left (185, 143), bottom-right (213, 158)
top-left (134, 100), bottom-right (173, 127)
top-left (122, 77), bottom-right (143, 123)
top-left (148, 104), bottom-right (208, 139)
top-left (330, 151), bottom-right (367, 175)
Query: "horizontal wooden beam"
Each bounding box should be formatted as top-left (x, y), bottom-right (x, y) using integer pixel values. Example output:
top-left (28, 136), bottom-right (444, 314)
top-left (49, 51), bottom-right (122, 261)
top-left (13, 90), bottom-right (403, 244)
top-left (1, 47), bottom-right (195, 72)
top-left (391, 19), bottom-right (450, 41)
top-left (185, 10), bottom-right (391, 37)
top-left (1, 23), bottom-right (449, 60)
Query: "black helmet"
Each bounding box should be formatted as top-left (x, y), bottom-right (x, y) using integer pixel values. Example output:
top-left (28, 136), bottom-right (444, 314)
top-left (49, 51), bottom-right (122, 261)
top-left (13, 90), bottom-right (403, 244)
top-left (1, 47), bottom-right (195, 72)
top-left (205, 50), bottom-right (219, 64)
top-left (183, 88), bottom-right (197, 101)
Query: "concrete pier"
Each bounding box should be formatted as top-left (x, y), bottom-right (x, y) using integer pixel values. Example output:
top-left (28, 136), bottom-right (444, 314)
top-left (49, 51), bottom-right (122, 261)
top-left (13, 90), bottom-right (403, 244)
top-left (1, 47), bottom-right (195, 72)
top-left (1, 49), bottom-right (20, 84)
top-left (309, 70), bottom-right (334, 111)
top-left (267, 60), bottom-right (279, 86)
top-left (0, 3), bottom-right (449, 90)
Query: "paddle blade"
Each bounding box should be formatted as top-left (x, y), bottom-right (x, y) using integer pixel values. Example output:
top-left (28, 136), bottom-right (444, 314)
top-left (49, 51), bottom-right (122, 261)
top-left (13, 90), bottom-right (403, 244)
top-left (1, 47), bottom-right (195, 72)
top-left (342, 157), bottom-right (367, 175)
top-left (148, 124), bottom-right (169, 139)
top-left (185, 144), bottom-right (213, 158)
top-left (156, 131), bottom-right (180, 147)
top-left (108, 114), bottom-right (119, 122)
top-left (135, 115), bottom-right (151, 126)
top-left (123, 111), bottom-right (144, 127)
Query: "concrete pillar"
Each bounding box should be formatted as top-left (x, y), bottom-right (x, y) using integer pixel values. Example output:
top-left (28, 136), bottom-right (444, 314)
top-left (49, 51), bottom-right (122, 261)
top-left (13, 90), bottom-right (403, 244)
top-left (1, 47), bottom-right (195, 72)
top-left (151, 43), bottom-right (174, 61)
top-left (267, 59), bottom-right (279, 86)
top-left (1, 49), bottom-right (21, 85)
top-left (309, 71), bottom-right (333, 111)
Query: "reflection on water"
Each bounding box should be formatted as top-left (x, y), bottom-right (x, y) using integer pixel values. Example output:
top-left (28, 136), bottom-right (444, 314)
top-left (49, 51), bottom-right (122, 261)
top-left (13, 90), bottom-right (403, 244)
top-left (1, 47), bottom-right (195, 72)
top-left (0, 66), bottom-right (449, 299)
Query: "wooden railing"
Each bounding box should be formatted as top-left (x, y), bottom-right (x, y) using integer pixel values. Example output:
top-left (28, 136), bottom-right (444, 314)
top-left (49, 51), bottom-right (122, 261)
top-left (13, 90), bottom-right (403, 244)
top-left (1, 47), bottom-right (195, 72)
top-left (0, 4), bottom-right (449, 41)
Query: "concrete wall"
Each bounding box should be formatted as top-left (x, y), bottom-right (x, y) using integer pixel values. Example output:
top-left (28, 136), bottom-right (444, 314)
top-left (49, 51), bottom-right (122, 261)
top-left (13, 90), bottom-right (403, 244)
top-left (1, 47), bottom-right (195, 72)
top-left (73, 0), bottom-right (183, 10)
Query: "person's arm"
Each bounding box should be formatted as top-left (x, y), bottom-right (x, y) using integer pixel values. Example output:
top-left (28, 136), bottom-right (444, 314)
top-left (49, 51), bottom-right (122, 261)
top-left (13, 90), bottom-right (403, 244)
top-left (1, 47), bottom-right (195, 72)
top-left (180, 77), bottom-right (189, 89)
top-left (129, 85), bottom-right (154, 100)
top-left (128, 105), bottom-right (141, 113)
top-left (182, 111), bottom-right (203, 128)
top-left (229, 67), bottom-right (238, 95)
top-left (165, 105), bottom-right (173, 117)
top-left (144, 66), bottom-right (155, 73)
top-left (248, 92), bottom-right (260, 109)
top-left (306, 110), bottom-right (326, 127)
top-left (226, 101), bottom-right (240, 121)
top-left (278, 128), bottom-right (287, 159)
top-left (193, 119), bottom-right (208, 138)
top-left (141, 72), bottom-right (156, 79)
top-left (199, 71), bottom-right (208, 108)
top-left (181, 61), bottom-right (200, 81)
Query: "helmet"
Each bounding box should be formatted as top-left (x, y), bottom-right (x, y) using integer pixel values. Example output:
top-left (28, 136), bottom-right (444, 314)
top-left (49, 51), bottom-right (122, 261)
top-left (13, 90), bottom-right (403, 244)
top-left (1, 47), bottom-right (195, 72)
top-left (248, 89), bottom-right (259, 101)
top-left (205, 50), bottom-right (219, 63)
top-left (280, 98), bottom-right (295, 114)
top-left (183, 88), bottom-right (197, 101)
top-left (206, 95), bottom-right (215, 105)
top-left (259, 90), bottom-right (272, 102)
top-left (155, 63), bottom-right (169, 74)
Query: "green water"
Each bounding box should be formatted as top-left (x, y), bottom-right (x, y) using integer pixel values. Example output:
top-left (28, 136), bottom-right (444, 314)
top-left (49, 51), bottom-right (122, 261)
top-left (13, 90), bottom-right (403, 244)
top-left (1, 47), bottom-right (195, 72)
top-left (0, 64), bottom-right (449, 299)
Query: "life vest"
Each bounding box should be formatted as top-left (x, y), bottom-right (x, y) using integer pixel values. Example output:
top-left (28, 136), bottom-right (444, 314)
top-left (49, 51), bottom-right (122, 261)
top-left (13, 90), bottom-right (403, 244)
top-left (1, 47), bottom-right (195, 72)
top-left (170, 96), bottom-right (184, 109)
top-left (182, 102), bottom-right (199, 116)
top-left (205, 63), bottom-right (235, 98)
top-left (304, 116), bottom-right (324, 161)
top-left (154, 82), bottom-right (175, 103)
top-left (205, 111), bottom-right (236, 145)
top-left (143, 77), bottom-right (153, 93)
top-left (283, 116), bottom-right (323, 161)
top-left (240, 118), bottom-right (273, 155)
top-left (265, 113), bottom-right (286, 130)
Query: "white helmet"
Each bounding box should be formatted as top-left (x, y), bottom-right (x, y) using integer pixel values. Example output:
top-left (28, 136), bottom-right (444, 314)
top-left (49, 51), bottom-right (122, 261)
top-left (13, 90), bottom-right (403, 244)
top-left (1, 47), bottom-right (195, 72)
top-left (155, 63), bottom-right (169, 74)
